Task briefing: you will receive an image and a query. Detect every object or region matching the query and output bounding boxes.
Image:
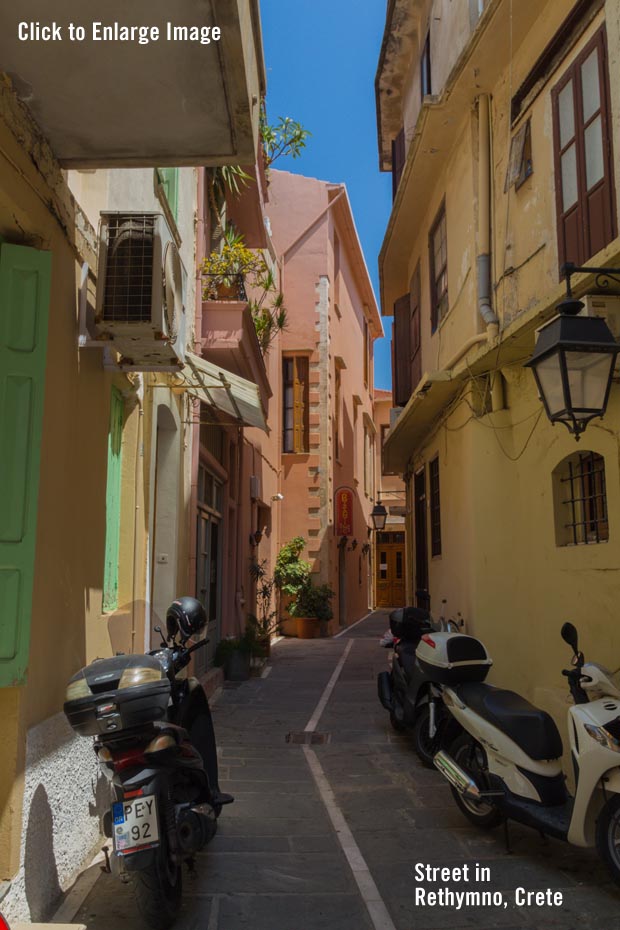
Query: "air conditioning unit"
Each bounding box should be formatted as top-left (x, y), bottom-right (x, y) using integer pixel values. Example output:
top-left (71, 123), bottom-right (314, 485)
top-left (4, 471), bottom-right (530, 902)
top-left (580, 294), bottom-right (620, 372)
top-left (250, 475), bottom-right (261, 501)
top-left (96, 212), bottom-right (187, 370)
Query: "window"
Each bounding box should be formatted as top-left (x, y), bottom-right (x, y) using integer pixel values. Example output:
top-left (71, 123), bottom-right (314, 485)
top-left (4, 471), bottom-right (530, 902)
top-left (334, 365), bottom-right (341, 459)
top-left (429, 456), bottom-right (442, 557)
top-left (283, 356), bottom-right (309, 453)
top-left (364, 318), bottom-right (370, 387)
top-left (334, 234), bottom-right (341, 315)
top-left (552, 27), bottom-right (616, 269)
top-left (553, 451), bottom-right (608, 546)
top-left (430, 204), bottom-right (448, 331)
top-left (157, 168), bottom-right (179, 222)
top-left (381, 424), bottom-right (393, 476)
top-left (421, 32), bottom-right (432, 99)
top-left (103, 387), bottom-right (124, 612)
top-left (505, 119), bottom-right (533, 191)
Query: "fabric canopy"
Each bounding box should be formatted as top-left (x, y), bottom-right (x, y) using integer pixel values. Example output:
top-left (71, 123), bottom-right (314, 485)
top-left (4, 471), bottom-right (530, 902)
top-left (180, 352), bottom-right (267, 432)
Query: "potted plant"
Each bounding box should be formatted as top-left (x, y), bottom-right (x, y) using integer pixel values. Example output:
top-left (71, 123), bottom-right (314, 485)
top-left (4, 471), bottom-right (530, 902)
top-left (273, 537), bottom-right (311, 634)
top-left (202, 225), bottom-right (264, 300)
top-left (248, 559), bottom-right (280, 656)
top-left (213, 632), bottom-right (253, 681)
top-left (288, 580), bottom-right (335, 640)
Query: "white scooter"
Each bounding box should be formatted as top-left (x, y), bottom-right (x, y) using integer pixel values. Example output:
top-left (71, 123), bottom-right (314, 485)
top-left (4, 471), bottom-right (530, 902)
top-left (434, 622), bottom-right (620, 883)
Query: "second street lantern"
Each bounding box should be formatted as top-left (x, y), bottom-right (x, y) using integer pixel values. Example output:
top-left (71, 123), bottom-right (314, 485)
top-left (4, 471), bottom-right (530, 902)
top-left (525, 299), bottom-right (620, 440)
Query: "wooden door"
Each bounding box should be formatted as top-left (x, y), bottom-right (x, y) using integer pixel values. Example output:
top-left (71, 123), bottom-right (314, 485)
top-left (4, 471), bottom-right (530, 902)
top-left (375, 538), bottom-right (406, 608)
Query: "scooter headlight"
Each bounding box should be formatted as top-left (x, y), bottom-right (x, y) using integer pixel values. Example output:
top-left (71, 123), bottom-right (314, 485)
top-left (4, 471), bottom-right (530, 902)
top-left (118, 667), bottom-right (162, 689)
top-left (584, 723), bottom-right (620, 753)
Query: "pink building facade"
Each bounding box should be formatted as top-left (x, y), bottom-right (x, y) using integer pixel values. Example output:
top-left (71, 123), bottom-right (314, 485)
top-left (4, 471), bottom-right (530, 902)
top-left (267, 171), bottom-right (383, 631)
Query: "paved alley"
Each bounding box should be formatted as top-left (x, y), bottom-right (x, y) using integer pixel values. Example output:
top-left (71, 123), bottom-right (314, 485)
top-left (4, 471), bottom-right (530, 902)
top-left (76, 612), bottom-right (620, 930)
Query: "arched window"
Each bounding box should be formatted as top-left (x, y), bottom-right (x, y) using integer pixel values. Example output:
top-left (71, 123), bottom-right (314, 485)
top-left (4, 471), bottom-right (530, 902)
top-left (552, 451), bottom-right (608, 547)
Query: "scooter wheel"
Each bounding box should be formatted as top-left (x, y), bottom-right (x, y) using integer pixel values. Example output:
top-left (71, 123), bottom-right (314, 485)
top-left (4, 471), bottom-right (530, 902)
top-left (130, 826), bottom-right (182, 929)
top-left (412, 704), bottom-right (442, 769)
top-left (448, 733), bottom-right (503, 829)
top-left (596, 793), bottom-right (620, 885)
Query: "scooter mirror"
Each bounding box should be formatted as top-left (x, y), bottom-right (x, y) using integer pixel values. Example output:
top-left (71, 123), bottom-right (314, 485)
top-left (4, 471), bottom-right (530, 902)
top-left (561, 621), bottom-right (579, 655)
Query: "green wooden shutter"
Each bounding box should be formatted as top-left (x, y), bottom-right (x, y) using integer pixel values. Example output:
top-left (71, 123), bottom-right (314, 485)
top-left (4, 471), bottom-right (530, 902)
top-left (157, 168), bottom-right (179, 222)
top-left (103, 387), bottom-right (124, 612)
top-left (0, 244), bottom-right (51, 686)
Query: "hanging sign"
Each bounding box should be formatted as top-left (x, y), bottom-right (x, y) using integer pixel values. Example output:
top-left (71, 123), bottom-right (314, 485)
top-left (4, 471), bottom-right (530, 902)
top-left (335, 486), bottom-right (354, 537)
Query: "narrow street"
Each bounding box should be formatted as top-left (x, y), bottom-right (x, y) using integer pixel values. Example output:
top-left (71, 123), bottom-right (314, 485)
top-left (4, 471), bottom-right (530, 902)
top-left (74, 612), bottom-right (620, 930)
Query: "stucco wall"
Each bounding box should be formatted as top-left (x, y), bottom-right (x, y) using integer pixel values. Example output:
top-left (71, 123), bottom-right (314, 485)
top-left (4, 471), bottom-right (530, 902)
top-left (2, 714), bottom-right (101, 923)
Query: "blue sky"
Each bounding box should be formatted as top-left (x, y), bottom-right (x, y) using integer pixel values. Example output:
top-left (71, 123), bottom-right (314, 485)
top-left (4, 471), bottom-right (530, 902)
top-left (260, 0), bottom-right (393, 390)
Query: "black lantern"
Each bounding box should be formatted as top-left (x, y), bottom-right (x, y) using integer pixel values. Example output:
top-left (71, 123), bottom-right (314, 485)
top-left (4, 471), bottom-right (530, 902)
top-left (370, 502), bottom-right (388, 532)
top-left (525, 298), bottom-right (619, 440)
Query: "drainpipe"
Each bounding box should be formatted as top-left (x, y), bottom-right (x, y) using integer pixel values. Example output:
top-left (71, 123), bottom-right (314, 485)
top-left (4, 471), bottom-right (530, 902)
top-left (477, 94), bottom-right (499, 342)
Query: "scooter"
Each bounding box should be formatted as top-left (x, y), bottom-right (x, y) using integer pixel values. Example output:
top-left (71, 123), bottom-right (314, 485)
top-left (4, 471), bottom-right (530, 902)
top-left (377, 607), bottom-right (470, 767)
top-left (65, 597), bottom-right (232, 929)
top-left (434, 622), bottom-right (620, 884)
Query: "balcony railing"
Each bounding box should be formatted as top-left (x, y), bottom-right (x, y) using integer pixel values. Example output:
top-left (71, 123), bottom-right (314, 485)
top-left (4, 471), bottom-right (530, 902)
top-left (202, 273), bottom-right (248, 302)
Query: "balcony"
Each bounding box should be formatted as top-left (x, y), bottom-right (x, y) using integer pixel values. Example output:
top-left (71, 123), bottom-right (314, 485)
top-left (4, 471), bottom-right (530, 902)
top-left (200, 297), bottom-right (271, 413)
top-left (1, 0), bottom-right (265, 167)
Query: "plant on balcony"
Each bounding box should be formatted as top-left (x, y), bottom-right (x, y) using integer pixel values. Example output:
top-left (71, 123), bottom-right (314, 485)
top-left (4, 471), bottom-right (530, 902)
top-left (260, 109), bottom-right (311, 171)
top-left (202, 225), bottom-right (287, 353)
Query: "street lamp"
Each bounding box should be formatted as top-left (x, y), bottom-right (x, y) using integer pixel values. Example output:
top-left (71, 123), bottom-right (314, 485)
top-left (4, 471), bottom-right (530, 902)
top-left (525, 265), bottom-right (620, 440)
top-left (370, 502), bottom-right (388, 532)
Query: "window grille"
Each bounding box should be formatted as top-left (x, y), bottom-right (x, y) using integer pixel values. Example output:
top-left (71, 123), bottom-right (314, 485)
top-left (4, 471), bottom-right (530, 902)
top-left (555, 451), bottom-right (608, 546)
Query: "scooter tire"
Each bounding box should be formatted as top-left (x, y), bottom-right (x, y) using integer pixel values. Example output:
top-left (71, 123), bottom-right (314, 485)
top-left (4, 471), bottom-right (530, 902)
top-left (130, 832), bottom-right (182, 930)
top-left (596, 793), bottom-right (620, 885)
top-left (412, 704), bottom-right (442, 769)
top-left (448, 733), bottom-right (503, 829)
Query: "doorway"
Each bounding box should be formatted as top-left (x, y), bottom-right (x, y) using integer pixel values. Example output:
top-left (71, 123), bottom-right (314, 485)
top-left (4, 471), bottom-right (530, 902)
top-left (151, 405), bottom-right (180, 648)
top-left (414, 468), bottom-right (429, 603)
top-left (375, 531), bottom-right (406, 608)
top-left (195, 462), bottom-right (223, 671)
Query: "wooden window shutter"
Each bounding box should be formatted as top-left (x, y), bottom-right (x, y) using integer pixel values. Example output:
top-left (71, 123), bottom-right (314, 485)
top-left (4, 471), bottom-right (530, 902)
top-left (552, 25), bottom-right (616, 268)
top-left (103, 387), bottom-right (124, 612)
top-left (393, 293), bottom-right (412, 407)
top-left (293, 357), bottom-right (309, 453)
top-left (0, 244), bottom-right (51, 685)
top-left (392, 128), bottom-right (406, 201)
top-left (410, 266), bottom-right (422, 391)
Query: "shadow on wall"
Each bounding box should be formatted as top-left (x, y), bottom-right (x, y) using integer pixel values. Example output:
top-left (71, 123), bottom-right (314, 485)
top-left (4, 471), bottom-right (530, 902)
top-left (24, 784), bottom-right (62, 922)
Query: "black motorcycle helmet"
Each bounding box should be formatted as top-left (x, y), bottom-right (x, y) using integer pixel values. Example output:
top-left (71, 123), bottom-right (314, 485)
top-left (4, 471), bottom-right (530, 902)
top-left (166, 597), bottom-right (207, 642)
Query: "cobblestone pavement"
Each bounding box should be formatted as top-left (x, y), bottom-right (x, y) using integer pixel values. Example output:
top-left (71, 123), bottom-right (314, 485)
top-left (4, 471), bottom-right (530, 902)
top-left (76, 612), bottom-right (620, 930)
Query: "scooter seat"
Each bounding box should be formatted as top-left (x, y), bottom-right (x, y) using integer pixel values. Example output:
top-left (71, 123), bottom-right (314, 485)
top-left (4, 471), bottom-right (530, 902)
top-left (455, 683), bottom-right (563, 761)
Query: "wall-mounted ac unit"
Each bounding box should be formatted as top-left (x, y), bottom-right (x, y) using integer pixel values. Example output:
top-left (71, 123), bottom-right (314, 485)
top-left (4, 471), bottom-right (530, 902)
top-left (580, 294), bottom-right (620, 371)
top-left (96, 212), bottom-right (187, 371)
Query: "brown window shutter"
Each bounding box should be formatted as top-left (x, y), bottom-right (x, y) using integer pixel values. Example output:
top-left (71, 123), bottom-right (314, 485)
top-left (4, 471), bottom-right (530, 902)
top-left (392, 128), bottom-right (406, 201)
top-left (293, 356), bottom-right (309, 453)
top-left (552, 25), bottom-right (617, 270)
top-left (409, 266), bottom-right (422, 391)
top-left (393, 293), bottom-right (412, 407)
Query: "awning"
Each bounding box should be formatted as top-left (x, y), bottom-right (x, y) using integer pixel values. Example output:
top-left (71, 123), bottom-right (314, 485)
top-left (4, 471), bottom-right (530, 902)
top-left (178, 352), bottom-right (268, 432)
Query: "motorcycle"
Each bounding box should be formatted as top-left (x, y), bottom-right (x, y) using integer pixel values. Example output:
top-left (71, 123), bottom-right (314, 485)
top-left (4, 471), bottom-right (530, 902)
top-left (377, 607), bottom-right (485, 767)
top-left (434, 621), bottom-right (620, 885)
top-left (64, 597), bottom-right (232, 929)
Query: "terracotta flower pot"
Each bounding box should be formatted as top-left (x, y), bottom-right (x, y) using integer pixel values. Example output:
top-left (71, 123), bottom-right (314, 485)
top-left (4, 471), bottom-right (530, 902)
top-left (295, 617), bottom-right (319, 640)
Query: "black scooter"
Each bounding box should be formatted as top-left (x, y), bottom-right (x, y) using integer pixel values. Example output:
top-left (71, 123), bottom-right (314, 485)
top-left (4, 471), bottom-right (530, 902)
top-left (377, 607), bottom-right (454, 767)
top-left (65, 597), bottom-right (231, 930)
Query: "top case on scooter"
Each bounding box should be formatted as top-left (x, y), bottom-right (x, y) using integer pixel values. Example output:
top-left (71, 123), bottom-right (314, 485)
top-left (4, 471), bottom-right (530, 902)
top-left (64, 655), bottom-right (171, 737)
top-left (416, 633), bottom-right (492, 684)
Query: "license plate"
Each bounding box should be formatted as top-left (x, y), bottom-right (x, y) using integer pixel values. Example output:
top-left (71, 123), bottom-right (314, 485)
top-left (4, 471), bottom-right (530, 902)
top-left (112, 794), bottom-right (160, 854)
